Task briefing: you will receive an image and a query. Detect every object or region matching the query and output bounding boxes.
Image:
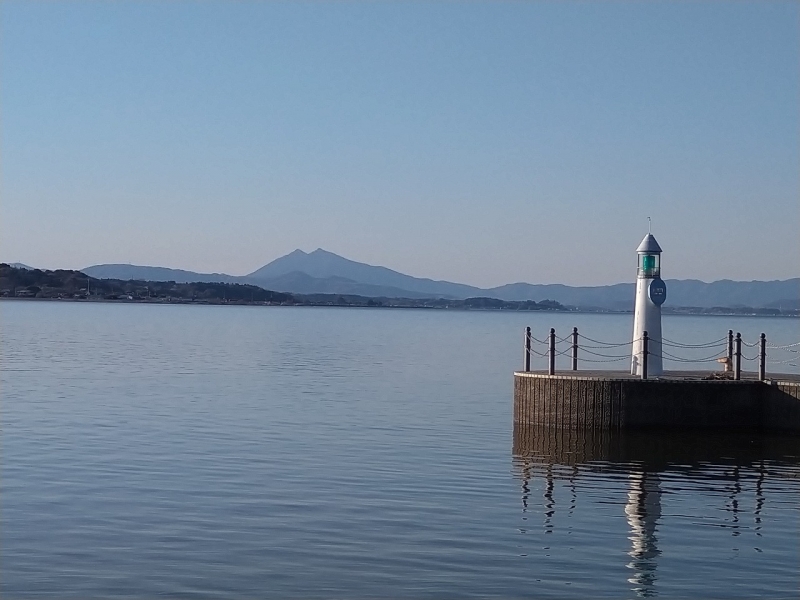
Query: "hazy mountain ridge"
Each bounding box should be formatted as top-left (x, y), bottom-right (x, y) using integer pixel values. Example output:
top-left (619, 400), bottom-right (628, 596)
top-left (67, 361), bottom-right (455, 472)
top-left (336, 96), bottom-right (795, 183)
top-left (485, 279), bottom-right (800, 310)
top-left (82, 263), bottom-right (448, 299)
top-left (485, 282), bottom-right (634, 309)
top-left (79, 250), bottom-right (799, 310)
top-left (248, 249), bottom-right (480, 298)
top-left (254, 271), bottom-right (440, 300)
top-left (83, 264), bottom-right (242, 284)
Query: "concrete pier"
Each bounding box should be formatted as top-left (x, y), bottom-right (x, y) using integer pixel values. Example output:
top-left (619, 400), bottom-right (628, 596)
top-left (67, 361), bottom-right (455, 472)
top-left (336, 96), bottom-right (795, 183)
top-left (514, 370), bottom-right (800, 433)
top-left (513, 425), bottom-right (800, 467)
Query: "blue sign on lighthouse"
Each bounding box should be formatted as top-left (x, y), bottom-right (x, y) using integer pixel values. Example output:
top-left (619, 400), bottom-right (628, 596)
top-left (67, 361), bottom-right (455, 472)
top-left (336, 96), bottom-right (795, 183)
top-left (649, 278), bottom-right (667, 306)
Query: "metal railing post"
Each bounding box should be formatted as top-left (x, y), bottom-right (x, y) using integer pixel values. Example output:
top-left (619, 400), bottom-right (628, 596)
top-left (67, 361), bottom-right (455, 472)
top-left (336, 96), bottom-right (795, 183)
top-left (727, 330), bottom-right (733, 364)
top-left (524, 327), bottom-right (531, 372)
top-left (642, 331), bottom-right (649, 380)
top-left (759, 333), bottom-right (766, 382)
top-left (734, 332), bottom-right (742, 381)
top-left (572, 327), bottom-right (578, 371)
top-left (548, 328), bottom-right (555, 375)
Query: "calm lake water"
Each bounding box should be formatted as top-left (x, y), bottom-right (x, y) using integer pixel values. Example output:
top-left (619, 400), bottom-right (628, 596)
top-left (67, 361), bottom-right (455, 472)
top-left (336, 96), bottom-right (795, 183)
top-left (2, 301), bottom-right (799, 598)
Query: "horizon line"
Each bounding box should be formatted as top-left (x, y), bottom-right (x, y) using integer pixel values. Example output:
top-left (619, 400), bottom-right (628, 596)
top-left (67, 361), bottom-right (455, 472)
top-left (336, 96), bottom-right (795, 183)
top-left (4, 259), bottom-right (798, 289)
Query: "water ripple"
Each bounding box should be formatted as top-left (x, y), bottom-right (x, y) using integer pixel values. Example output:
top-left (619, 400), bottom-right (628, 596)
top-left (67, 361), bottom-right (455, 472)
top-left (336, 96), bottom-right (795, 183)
top-left (2, 302), bottom-right (799, 598)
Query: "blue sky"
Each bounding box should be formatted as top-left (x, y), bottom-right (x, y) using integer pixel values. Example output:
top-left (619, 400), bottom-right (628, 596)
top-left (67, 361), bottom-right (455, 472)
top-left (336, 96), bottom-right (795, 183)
top-left (2, 1), bottom-right (797, 286)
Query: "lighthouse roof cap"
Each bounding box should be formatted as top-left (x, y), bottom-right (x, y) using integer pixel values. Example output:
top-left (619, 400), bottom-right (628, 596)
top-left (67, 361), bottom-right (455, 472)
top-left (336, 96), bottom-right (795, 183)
top-left (636, 233), bottom-right (662, 253)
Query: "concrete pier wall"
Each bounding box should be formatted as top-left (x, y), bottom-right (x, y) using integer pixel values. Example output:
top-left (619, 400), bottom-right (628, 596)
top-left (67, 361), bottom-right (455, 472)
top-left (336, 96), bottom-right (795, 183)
top-left (514, 372), bottom-right (800, 433)
top-left (512, 425), bottom-right (800, 466)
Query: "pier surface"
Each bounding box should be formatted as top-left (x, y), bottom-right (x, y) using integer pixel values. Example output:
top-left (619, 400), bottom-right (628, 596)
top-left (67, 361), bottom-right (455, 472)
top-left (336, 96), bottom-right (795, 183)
top-left (514, 370), bottom-right (800, 433)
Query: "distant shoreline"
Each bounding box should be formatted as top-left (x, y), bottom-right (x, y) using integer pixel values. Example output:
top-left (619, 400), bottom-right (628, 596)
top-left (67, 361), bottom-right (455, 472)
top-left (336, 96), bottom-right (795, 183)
top-left (3, 263), bottom-right (796, 317)
top-left (3, 296), bottom-right (797, 318)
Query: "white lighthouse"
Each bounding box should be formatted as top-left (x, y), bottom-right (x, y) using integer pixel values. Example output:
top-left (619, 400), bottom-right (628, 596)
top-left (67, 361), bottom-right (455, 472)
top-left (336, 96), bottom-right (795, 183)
top-left (631, 232), bottom-right (666, 376)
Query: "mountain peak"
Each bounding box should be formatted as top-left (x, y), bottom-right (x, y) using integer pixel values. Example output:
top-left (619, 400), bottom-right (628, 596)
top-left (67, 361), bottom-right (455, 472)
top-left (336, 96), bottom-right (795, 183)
top-left (245, 247), bottom-right (479, 298)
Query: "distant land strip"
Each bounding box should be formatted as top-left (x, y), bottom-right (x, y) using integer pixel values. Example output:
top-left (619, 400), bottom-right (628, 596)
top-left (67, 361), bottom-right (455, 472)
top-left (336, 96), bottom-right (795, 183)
top-left (74, 248), bottom-right (800, 311)
top-left (2, 264), bottom-right (797, 317)
top-left (0, 264), bottom-right (566, 312)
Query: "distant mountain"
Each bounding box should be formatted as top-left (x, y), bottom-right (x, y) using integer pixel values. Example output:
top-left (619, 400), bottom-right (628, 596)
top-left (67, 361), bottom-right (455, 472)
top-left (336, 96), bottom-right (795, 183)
top-left (248, 248), bottom-right (480, 299)
top-left (658, 279), bottom-right (800, 309)
top-left (9, 262), bottom-right (33, 270)
top-left (83, 264), bottom-right (242, 285)
top-left (484, 279), bottom-right (800, 310)
top-left (486, 282), bottom-right (634, 310)
top-left (83, 250), bottom-right (800, 310)
top-left (764, 298), bottom-right (800, 310)
top-left (256, 271), bottom-right (439, 299)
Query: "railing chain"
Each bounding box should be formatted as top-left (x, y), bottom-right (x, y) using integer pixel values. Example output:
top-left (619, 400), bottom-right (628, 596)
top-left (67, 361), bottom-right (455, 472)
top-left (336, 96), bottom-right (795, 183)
top-left (521, 327), bottom-right (799, 373)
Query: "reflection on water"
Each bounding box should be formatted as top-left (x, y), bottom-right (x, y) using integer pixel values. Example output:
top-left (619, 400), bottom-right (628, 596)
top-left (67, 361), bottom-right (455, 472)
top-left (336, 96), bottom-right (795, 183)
top-left (625, 471), bottom-right (661, 597)
top-left (513, 426), bottom-right (800, 598)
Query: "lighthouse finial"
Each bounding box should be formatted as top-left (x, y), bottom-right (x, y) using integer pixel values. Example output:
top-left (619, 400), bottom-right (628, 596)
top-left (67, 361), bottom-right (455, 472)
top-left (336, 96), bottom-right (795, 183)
top-left (647, 216), bottom-right (651, 234)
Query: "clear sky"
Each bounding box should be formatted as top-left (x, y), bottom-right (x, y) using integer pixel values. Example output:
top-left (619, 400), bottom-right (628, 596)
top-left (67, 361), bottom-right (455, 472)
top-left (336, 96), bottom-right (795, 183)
top-left (1, 1), bottom-right (797, 287)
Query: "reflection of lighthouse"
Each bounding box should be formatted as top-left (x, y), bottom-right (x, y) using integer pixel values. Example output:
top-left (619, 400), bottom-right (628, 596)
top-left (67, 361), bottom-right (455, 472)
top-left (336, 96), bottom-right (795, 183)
top-left (631, 232), bottom-right (666, 376)
top-left (512, 428), bottom-right (800, 598)
top-left (625, 471), bottom-right (662, 597)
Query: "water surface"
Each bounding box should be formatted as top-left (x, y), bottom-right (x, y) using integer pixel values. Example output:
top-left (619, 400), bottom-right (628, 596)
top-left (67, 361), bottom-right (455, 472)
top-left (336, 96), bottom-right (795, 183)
top-left (2, 302), bottom-right (798, 598)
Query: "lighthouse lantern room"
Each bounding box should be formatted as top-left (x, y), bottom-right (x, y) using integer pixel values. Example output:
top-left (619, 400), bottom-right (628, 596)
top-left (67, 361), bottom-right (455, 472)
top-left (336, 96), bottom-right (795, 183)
top-left (631, 232), bottom-right (666, 377)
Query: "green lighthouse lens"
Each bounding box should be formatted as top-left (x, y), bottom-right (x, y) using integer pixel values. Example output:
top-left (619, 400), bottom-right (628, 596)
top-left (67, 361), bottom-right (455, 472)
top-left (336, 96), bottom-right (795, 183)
top-left (642, 255), bottom-right (655, 272)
